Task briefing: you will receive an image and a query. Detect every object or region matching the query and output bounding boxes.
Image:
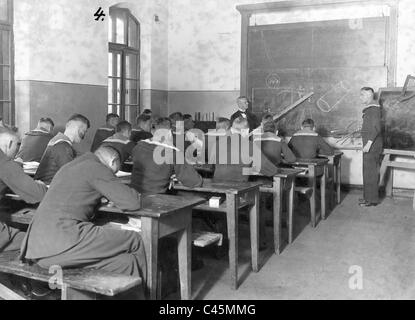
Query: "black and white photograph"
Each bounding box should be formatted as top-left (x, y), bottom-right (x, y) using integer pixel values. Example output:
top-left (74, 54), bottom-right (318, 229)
top-left (0, 0), bottom-right (414, 305)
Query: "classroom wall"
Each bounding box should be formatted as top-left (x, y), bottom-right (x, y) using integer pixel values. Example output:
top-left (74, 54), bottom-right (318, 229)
top-left (13, 0), bottom-right (169, 152)
top-left (166, 0), bottom-right (415, 189)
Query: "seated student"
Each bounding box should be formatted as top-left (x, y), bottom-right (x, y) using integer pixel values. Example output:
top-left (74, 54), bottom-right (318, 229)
top-left (254, 121), bottom-right (296, 166)
top-left (90, 113), bottom-right (120, 152)
top-left (169, 112), bottom-right (184, 135)
top-left (142, 109), bottom-right (152, 116)
top-left (0, 130), bottom-right (48, 252)
top-left (211, 115), bottom-right (279, 182)
top-left (15, 118), bottom-right (55, 163)
top-left (216, 117), bottom-right (231, 134)
top-left (21, 146), bottom-right (146, 281)
top-left (101, 120), bottom-right (135, 166)
top-left (131, 114), bottom-right (153, 144)
top-left (34, 114), bottom-right (90, 185)
top-left (131, 117), bottom-right (202, 194)
top-left (252, 113), bottom-right (274, 136)
top-left (288, 119), bottom-right (334, 159)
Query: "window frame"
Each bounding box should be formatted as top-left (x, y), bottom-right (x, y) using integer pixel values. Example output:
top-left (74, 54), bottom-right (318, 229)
top-left (0, 0), bottom-right (14, 126)
top-left (108, 7), bottom-right (140, 122)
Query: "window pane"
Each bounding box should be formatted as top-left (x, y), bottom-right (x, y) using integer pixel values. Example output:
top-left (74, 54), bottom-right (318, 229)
top-left (0, 30), bottom-right (10, 65)
top-left (116, 54), bottom-right (121, 77)
top-left (0, 102), bottom-right (10, 124)
top-left (126, 54), bottom-right (138, 79)
top-left (125, 80), bottom-right (138, 105)
top-left (0, 0), bottom-right (8, 22)
top-left (108, 78), bottom-right (113, 103)
top-left (128, 18), bottom-right (138, 49)
top-left (116, 16), bottom-right (125, 44)
top-left (2, 80), bottom-right (9, 100)
top-left (108, 53), bottom-right (113, 76)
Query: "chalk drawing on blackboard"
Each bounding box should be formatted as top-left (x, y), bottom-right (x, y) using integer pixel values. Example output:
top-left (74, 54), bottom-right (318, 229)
top-left (266, 73), bottom-right (281, 89)
top-left (316, 81), bottom-right (351, 113)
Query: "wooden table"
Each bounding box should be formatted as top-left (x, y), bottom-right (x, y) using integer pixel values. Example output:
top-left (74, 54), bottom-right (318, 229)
top-left (249, 168), bottom-right (304, 255)
top-left (293, 159), bottom-right (329, 227)
top-left (174, 180), bottom-right (262, 290)
top-left (98, 194), bottom-right (204, 300)
top-left (320, 151), bottom-right (344, 206)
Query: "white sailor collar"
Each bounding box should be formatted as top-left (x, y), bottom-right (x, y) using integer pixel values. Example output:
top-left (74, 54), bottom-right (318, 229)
top-left (293, 129), bottom-right (318, 137)
top-left (48, 132), bottom-right (73, 147)
top-left (104, 134), bottom-right (131, 145)
top-left (143, 139), bottom-right (180, 152)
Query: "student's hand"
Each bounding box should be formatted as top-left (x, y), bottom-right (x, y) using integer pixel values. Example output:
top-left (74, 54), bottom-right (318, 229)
top-left (362, 141), bottom-right (373, 153)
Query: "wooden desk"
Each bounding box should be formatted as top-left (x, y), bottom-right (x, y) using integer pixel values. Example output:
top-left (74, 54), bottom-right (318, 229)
top-left (321, 152), bottom-right (344, 205)
top-left (174, 180), bottom-right (262, 290)
top-left (293, 159), bottom-right (329, 227)
top-left (249, 168), bottom-right (304, 255)
top-left (98, 194), bottom-right (204, 300)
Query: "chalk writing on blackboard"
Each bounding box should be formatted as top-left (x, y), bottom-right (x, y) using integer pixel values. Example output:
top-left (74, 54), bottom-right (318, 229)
top-left (316, 81), bottom-right (351, 113)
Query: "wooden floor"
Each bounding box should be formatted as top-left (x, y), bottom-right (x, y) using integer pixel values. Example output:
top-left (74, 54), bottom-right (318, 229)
top-left (187, 190), bottom-right (415, 300)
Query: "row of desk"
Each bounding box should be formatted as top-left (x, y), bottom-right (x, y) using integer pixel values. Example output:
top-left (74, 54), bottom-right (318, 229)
top-left (6, 152), bottom-right (343, 300)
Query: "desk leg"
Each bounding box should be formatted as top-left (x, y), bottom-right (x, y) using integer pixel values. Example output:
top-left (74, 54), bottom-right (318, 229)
top-left (273, 177), bottom-right (283, 255)
top-left (321, 165), bottom-right (327, 220)
top-left (308, 166), bottom-right (317, 228)
top-left (248, 190), bottom-right (259, 273)
top-left (226, 194), bottom-right (239, 290)
top-left (287, 177), bottom-right (295, 244)
top-left (177, 209), bottom-right (192, 300)
top-left (141, 217), bottom-right (159, 300)
top-left (337, 162), bottom-right (341, 204)
top-left (386, 167), bottom-right (394, 198)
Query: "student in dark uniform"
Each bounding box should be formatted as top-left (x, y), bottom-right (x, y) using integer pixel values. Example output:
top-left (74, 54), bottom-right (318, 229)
top-left (130, 114), bottom-right (153, 144)
top-left (15, 118), bottom-right (54, 163)
top-left (288, 119), bottom-right (334, 159)
top-left (359, 87), bottom-right (383, 207)
top-left (22, 146), bottom-right (146, 281)
top-left (131, 117), bottom-right (202, 194)
top-left (90, 113), bottom-right (120, 152)
top-left (34, 114), bottom-right (90, 185)
top-left (230, 96), bottom-right (259, 132)
top-left (254, 121), bottom-right (296, 166)
top-left (101, 121), bottom-right (135, 166)
top-left (0, 130), bottom-right (47, 252)
top-left (142, 109), bottom-right (152, 116)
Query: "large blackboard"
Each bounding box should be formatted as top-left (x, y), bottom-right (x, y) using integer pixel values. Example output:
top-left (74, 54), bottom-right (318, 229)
top-left (380, 89), bottom-right (415, 151)
top-left (248, 17), bottom-right (389, 136)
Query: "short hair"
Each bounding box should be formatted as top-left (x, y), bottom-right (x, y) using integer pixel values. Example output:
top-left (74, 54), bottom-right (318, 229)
top-left (263, 121), bottom-right (276, 133)
top-left (39, 117), bottom-right (54, 128)
top-left (302, 119), bottom-right (315, 128)
top-left (67, 114), bottom-right (91, 129)
top-left (232, 115), bottom-right (248, 128)
top-left (262, 113), bottom-right (273, 122)
top-left (237, 96), bottom-right (248, 102)
top-left (169, 112), bottom-right (183, 122)
top-left (116, 120), bottom-right (132, 133)
top-left (361, 87), bottom-right (375, 95)
top-left (154, 117), bottom-right (172, 130)
top-left (142, 109), bottom-right (152, 115)
top-left (183, 114), bottom-right (193, 121)
top-left (217, 117), bottom-right (230, 128)
top-left (95, 145), bottom-right (121, 162)
top-left (106, 113), bottom-right (120, 123)
top-left (136, 114), bottom-right (152, 126)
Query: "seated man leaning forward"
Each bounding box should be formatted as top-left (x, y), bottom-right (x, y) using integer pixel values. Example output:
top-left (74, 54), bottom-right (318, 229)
top-left (21, 146), bottom-right (146, 280)
top-left (288, 119), bottom-right (334, 159)
top-left (0, 130), bottom-right (48, 252)
top-left (101, 120), bottom-right (136, 165)
top-left (131, 117), bottom-right (202, 195)
top-left (15, 117), bottom-right (55, 163)
top-left (34, 114), bottom-right (90, 185)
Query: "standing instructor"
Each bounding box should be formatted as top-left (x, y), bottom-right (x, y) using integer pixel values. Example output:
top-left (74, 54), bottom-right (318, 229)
top-left (359, 87), bottom-right (383, 207)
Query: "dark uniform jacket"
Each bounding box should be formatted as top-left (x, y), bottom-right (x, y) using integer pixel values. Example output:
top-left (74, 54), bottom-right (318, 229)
top-left (34, 133), bottom-right (76, 185)
top-left (362, 104), bottom-right (383, 154)
top-left (101, 133), bottom-right (135, 164)
top-left (0, 150), bottom-right (47, 251)
top-left (91, 126), bottom-right (115, 152)
top-left (253, 132), bottom-right (296, 166)
top-left (16, 129), bottom-right (53, 162)
top-left (210, 132), bottom-right (279, 182)
top-left (131, 139), bottom-right (203, 194)
top-left (130, 128), bottom-right (153, 144)
top-left (288, 128), bottom-right (334, 159)
top-left (230, 110), bottom-right (259, 132)
top-left (23, 153), bottom-right (142, 260)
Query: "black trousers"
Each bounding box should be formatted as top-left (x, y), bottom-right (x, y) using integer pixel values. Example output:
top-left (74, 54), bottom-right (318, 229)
top-left (363, 151), bottom-right (382, 204)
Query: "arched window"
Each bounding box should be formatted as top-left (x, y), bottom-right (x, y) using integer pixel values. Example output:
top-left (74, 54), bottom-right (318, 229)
top-left (0, 0), bottom-right (13, 125)
top-left (108, 6), bottom-right (140, 122)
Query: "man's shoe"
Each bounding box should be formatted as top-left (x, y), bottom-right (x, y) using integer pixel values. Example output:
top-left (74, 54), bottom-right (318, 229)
top-left (358, 198), bottom-right (366, 204)
top-left (359, 201), bottom-right (378, 207)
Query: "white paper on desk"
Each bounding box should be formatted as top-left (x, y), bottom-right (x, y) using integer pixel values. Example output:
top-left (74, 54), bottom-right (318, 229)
top-left (23, 162), bottom-right (40, 170)
top-left (109, 218), bottom-right (142, 233)
top-left (115, 171), bottom-right (131, 178)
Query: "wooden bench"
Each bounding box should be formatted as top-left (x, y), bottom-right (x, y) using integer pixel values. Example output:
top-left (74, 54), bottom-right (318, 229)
top-left (0, 251), bottom-right (142, 300)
